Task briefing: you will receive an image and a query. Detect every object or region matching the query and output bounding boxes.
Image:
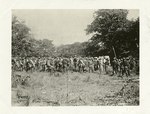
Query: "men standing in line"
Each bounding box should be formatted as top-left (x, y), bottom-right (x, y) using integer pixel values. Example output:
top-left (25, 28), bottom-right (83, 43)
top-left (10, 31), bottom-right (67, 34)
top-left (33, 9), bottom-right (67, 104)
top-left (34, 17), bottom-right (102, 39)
top-left (119, 57), bottom-right (131, 77)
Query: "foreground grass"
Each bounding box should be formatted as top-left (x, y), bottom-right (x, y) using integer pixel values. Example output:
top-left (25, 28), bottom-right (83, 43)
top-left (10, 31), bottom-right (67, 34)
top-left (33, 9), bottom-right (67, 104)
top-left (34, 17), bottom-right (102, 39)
top-left (11, 70), bottom-right (139, 106)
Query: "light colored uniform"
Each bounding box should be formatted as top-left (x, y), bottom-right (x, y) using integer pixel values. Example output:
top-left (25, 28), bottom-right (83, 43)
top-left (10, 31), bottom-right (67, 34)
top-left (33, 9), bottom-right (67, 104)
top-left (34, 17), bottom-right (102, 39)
top-left (88, 59), bottom-right (94, 73)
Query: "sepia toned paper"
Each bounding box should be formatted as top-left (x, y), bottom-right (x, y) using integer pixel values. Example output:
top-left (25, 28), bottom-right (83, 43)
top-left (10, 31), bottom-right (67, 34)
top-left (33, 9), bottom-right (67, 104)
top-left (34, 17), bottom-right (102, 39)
top-left (0, 0), bottom-right (150, 114)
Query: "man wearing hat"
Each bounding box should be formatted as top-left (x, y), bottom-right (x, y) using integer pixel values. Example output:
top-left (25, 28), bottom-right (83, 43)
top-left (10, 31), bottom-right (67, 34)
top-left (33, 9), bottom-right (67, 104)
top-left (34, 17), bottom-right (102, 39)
top-left (104, 58), bottom-right (110, 74)
top-left (46, 58), bottom-right (50, 71)
top-left (73, 55), bottom-right (78, 71)
top-left (78, 57), bottom-right (85, 72)
top-left (88, 57), bottom-right (94, 73)
top-left (124, 57), bottom-right (130, 77)
top-left (35, 57), bottom-right (41, 71)
top-left (119, 58), bottom-right (124, 77)
top-left (93, 57), bottom-right (98, 71)
top-left (69, 56), bottom-right (74, 72)
top-left (112, 57), bottom-right (118, 75)
top-left (97, 57), bottom-right (102, 75)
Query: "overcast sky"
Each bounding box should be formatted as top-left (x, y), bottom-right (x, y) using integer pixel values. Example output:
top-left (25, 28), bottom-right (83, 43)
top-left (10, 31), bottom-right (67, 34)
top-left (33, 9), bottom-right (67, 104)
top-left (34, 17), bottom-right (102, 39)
top-left (12, 9), bottom-right (139, 46)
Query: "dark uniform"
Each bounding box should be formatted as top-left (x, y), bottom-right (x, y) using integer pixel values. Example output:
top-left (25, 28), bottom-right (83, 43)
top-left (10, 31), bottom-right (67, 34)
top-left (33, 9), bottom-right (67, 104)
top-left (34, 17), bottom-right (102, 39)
top-left (104, 58), bottom-right (109, 74)
top-left (130, 58), bottom-right (136, 73)
top-left (62, 58), bottom-right (69, 73)
top-left (73, 57), bottom-right (78, 71)
top-left (54, 58), bottom-right (60, 71)
top-left (35, 58), bottom-right (40, 71)
top-left (93, 58), bottom-right (98, 71)
top-left (120, 59), bottom-right (124, 76)
top-left (112, 57), bottom-right (118, 75)
top-left (123, 58), bottom-right (130, 77)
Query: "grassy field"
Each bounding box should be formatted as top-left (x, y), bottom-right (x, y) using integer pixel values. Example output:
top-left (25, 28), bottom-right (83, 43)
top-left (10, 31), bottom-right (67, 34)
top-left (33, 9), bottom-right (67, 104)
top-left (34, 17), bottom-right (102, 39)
top-left (11, 69), bottom-right (139, 106)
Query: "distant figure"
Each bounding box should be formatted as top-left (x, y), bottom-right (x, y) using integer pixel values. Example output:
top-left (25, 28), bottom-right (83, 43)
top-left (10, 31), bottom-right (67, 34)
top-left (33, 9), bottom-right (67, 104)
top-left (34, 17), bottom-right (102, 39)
top-left (93, 57), bottom-right (98, 71)
top-left (88, 58), bottom-right (94, 73)
top-left (73, 55), bottom-right (78, 71)
top-left (97, 58), bottom-right (102, 75)
top-left (123, 57), bottom-right (130, 77)
top-left (112, 57), bottom-right (118, 75)
top-left (78, 58), bottom-right (85, 72)
top-left (104, 58), bottom-right (110, 74)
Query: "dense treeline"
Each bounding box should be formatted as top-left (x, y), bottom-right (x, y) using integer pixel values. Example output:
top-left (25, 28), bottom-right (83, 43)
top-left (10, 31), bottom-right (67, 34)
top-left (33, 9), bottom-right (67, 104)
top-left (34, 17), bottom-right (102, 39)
top-left (85, 9), bottom-right (139, 59)
top-left (12, 15), bottom-right (55, 57)
top-left (12, 9), bottom-right (139, 58)
top-left (55, 42), bottom-right (88, 57)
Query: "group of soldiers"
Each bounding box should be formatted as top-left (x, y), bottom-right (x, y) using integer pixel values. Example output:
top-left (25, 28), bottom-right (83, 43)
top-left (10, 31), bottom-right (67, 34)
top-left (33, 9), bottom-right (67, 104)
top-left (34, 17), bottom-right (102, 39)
top-left (112, 57), bottom-right (139, 77)
top-left (12, 55), bottom-right (139, 77)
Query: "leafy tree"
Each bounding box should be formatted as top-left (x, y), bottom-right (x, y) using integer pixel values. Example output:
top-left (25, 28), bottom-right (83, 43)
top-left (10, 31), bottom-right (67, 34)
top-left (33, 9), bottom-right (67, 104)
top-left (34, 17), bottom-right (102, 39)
top-left (12, 15), bottom-right (33, 57)
top-left (85, 9), bottom-right (139, 58)
top-left (12, 15), bottom-right (55, 57)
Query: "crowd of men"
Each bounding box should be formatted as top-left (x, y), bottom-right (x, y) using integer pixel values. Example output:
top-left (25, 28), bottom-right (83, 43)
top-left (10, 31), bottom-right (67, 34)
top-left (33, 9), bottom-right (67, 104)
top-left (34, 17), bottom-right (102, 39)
top-left (12, 55), bottom-right (139, 77)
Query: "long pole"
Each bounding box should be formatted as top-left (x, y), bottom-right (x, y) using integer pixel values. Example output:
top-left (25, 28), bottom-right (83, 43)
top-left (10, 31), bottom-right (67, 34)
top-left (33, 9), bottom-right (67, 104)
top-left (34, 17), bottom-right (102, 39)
top-left (112, 46), bottom-right (117, 58)
top-left (66, 73), bottom-right (68, 105)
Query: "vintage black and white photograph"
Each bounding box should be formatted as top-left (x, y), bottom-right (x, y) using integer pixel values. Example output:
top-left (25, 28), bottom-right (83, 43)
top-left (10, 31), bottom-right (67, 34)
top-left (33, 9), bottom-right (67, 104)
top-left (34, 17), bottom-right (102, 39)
top-left (11, 9), bottom-right (139, 106)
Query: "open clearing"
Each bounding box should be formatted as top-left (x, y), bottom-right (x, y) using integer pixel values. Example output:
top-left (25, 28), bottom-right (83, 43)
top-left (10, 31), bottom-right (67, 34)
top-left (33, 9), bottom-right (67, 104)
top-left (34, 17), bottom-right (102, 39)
top-left (11, 70), bottom-right (139, 106)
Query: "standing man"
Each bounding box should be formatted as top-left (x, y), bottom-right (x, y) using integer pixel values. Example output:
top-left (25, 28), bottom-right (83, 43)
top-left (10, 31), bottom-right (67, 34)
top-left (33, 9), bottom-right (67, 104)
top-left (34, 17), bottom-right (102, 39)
top-left (42, 57), bottom-right (46, 72)
top-left (119, 58), bottom-right (124, 77)
top-left (78, 57), bottom-right (85, 72)
top-left (69, 56), bottom-right (74, 72)
top-left (104, 58), bottom-right (110, 74)
top-left (124, 57), bottom-right (130, 77)
top-left (73, 55), bottom-right (78, 71)
top-left (88, 58), bottom-right (94, 73)
top-left (93, 57), bottom-right (98, 71)
top-left (112, 57), bottom-right (118, 75)
top-left (97, 57), bottom-right (102, 75)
